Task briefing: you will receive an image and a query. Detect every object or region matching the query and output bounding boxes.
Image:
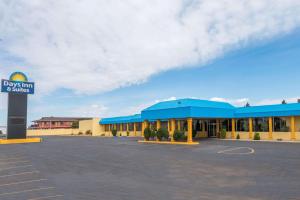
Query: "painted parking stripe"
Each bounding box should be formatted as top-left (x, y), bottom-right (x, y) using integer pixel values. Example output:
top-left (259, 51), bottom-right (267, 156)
top-left (28, 195), bottom-right (64, 200)
top-left (0, 171), bottom-right (40, 178)
top-left (0, 165), bottom-right (33, 171)
top-left (0, 160), bottom-right (29, 165)
top-left (217, 147), bottom-right (255, 155)
top-left (0, 157), bottom-right (25, 162)
top-left (0, 187), bottom-right (55, 196)
top-left (0, 179), bottom-right (47, 187)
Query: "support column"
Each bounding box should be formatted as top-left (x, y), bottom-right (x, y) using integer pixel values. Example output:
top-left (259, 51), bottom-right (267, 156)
top-left (126, 123), bottom-right (129, 132)
top-left (291, 116), bottom-right (296, 140)
top-left (156, 120), bottom-right (161, 130)
top-left (187, 118), bottom-right (193, 143)
top-left (202, 120), bottom-right (205, 132)
top-left (177, 120), bottom-right (181, 131)
top-left (134, 123), bottom-right (137, 137)
top-left (142, 121), bottom-right (148, 137)
top-left (231, 119), bottom-right (236, 139)
top-left (268, 117), bottom-right (273, 140)
top-left (249, 118), bottom-right (253, 139)
top-left (216, 119), bottom-right (220, 138)
top-left (170, 119), bottom-right (175, 142)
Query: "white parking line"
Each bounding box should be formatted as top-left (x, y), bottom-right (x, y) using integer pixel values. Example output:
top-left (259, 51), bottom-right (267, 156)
top-left (0, 171), bottom-right (40, 178)
top-left (0, 165), bottom-right (33, 171)
top-left (0, 160), bottom-right (29, 165)
top-left (28, 195), bottom-right (64, 200)
top-left (217, 147), bottom-right (255, 155)
top-left (0, 157), bottom-right (25, 162)
top-left (0, 187), bottom-right (55, 196)
top-left (0, 179), bottom-right (47, 187)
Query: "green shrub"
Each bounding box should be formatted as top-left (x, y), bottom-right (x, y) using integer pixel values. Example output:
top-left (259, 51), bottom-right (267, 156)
top-left (173, 130), bottom-right (185, 141)
top-left (127, 131), bottom-right (130, 137)
top-left (85, 130), bottom-right (92, 135)
top-left (78, 132), bottom-right (83, 135)
top-left (254, 132), bottom-right (260, 140)
top-left (111, 129), bottom-right (117, 137)
top-left (150, 127), bottom-right (157, 139)
top-left (156, 128), bottom-right (169, 141)
top-left (236, 134), bottom-right (240, 140)
top-left (144, 127), bottom-right (151, 141)
top-left (192, 130), bottom-right (197, 138)
top-left (220, 129), bottom-right (226, 139)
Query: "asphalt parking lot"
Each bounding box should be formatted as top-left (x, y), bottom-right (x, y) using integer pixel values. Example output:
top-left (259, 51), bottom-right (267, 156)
top-left (0, 137), bottom-right (299, 200)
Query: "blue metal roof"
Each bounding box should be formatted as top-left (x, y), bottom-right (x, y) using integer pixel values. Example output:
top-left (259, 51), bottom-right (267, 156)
top-left (141, 98), bottom-right (235, 120)
top-left (99, 114), bottom-right (142, 124)
top-left (99, 99), bottom-right (300, 124)
top-left (235, 103), bottom-right (300, 118)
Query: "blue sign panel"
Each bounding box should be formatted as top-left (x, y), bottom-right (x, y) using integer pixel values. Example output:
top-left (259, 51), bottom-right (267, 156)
top-left (1, 79), bottom-right (35, 94)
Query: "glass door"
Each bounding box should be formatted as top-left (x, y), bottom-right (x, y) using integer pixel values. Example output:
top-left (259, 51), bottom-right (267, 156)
top-left (208, 121), bottom-right (217, 138)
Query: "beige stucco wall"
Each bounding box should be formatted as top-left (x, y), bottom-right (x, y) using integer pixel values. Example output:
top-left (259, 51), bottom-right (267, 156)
top-left (99, 130), bottom-right (142, 137)
top-left (296, 132), bottom-right (300, 140)
top-left (27, 128), bottom-right (79, 136)
top-left (195, 131), bottom-right (207, 138)
top-left (28, 118), bottom-right (102, 136)
top-left (272, 132), bottom-right (292, 141)
top-left (236, 132), bottom-right (249, 139)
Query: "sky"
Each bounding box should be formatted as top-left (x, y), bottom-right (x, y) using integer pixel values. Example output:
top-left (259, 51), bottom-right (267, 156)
top-left (0, 0), bottom-right (300, 126)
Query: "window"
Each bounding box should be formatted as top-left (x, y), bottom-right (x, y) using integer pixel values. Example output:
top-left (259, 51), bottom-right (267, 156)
top-left (221, 119), bottom-right (232, 131)
top-left (128, 123), bottom-right (134, 131)
top-left (136, 123), bottom-right (142, 131)
top-left (116, 124), bottom-right (121, 131)
top-left (236, 118), bottom-right (249, 132)
top-left (194, 120), bottom-right (203, 131)
top-left (274, 117), bottom-right (290, 132)
top-left (122, 124), bottom-right (127, 131)
top-left (253, 118), bottom-right (269, 132)
top-left (161, 121), bottom-right (168, 129)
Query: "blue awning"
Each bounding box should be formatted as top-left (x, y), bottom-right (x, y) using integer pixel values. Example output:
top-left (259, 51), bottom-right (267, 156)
top-left (99, 114), bottom-right (142, 124)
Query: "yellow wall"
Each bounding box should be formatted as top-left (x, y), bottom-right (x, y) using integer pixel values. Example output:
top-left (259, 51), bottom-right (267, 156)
top-left (195, 131), bottom-right (207, 138)
top-left (27, 128), bottom-right (79, 136)
top-left (272, 132), bottom-right (292, 141)
top-left (236, 132), bottom-right (249, 139)
top-left (28, 118), bottom-right (102, 136)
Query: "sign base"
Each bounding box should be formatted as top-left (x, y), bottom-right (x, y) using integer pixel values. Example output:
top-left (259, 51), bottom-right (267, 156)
top-left (0, 138), bottom-right (42, 144)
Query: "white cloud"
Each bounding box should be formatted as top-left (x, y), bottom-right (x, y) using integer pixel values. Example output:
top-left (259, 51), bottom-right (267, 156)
top-left (210, 97), bottom-right (249, 107)
top-left (0, 0), bottom-right (300, 94)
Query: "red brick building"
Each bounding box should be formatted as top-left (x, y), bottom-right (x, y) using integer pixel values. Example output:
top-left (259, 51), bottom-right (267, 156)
top-left (30, 117), bottom-right (91, 129)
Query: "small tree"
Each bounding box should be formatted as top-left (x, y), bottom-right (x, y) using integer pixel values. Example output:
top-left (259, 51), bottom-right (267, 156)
top-left (0, 130), bottom-right (2, 135)
top-left (220, 129), bottom-right (227, 139)
top-left (173, 130), bottom-right (185, 141)
top-left (144, 127), bottom-right (151, 141)
top-left (156, 128), bottom-right (169, 141)
top-left (282, 100), bottom-right (287, 104)
top-left (150, 127), bottom-right (157, 140)
top-left (245, 102), bottom-right (250, 107)
top-left (111, 129), bottom-right (117, 137)
top-left (254, 132), bottom-right (260, 140)
top-left (71, 121), bottom-right (79, 128)
top-left (236, 134), bottom-right (240, 140)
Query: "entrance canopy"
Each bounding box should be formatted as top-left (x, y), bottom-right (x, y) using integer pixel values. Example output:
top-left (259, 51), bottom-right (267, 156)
top-left (141, 99), bottom-right (235, 120)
